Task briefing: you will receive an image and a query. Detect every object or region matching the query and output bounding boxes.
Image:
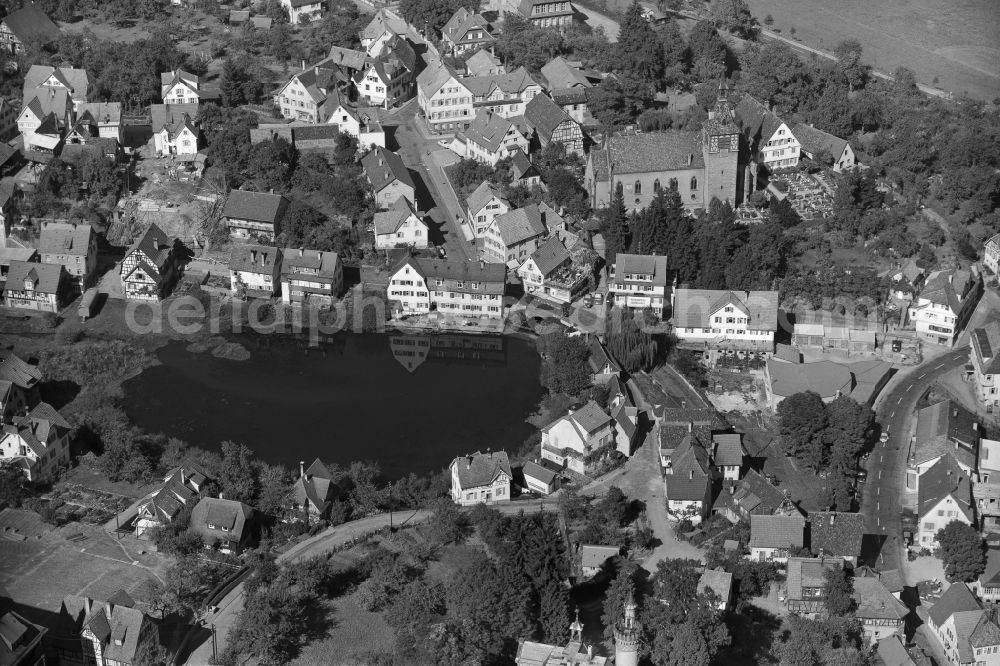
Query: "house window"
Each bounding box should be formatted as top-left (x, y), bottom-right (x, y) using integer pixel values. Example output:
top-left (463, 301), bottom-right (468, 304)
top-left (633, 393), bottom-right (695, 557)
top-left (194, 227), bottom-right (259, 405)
top-left (634, 180), bottom-right (641, 195)
top-left (690, 176), bottom-right (698, 190)
top-left (669, 178), bottom-right (678, 189)
top-left (653, 179), bottom-right (661, 193)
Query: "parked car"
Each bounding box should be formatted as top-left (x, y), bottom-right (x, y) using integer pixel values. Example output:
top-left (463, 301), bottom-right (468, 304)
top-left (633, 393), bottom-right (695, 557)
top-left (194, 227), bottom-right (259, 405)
top-left (891, 339), bottom-right (902, 352)
top-left (880, 431), bottom-right (890, 444)
top-left (856, 469), bottom-right (868, 482)
top-left (582, 294), bottom-right (594, 307)
top-left (594, 292), bottom-right (604, 305)
top-left (437, 246), bottom-right (447, 258)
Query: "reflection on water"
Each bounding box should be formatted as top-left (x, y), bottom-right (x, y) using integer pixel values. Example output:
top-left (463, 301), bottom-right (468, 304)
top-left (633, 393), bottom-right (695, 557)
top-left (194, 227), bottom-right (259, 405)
top-left (389, 334), bottom-right (507, 373)
top-left (123, 332), bottom-right (540, 478)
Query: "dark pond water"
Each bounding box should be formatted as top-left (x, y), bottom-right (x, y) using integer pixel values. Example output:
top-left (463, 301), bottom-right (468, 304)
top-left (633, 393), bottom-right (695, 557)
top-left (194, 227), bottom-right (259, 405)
top-left (122, 332), bottom-right (542, 479)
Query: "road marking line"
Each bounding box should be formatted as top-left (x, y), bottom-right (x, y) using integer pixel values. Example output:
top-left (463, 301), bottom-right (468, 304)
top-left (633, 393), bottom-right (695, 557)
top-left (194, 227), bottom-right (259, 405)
top-left (896, 397), bottom-right (902, 405)
top-left (890, 411), bottom-right (895, 418)
top-left (877, 487), bottom-right (880, 495)
top-left (879, 471), bottom-right (882, 479)
top-left (907, 384), bottom-right (914, 390)
top-left (877, 502), bottom-right (880, 511)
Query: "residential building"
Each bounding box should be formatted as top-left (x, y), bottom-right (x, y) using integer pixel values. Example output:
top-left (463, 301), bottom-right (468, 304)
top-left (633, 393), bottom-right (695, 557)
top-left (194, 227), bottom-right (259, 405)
top-left (374, 196), bottom-right (428, 249)
top-left (511, 149), bottom-right (542, 187)
top-left (699, 568), bottom-right (734, 611)
top-left (3, 260), bottom-right (65, 312)
top-left (784, 556), bottom-right (845, 617)
top-left (466, 181), bottom-right (511, 237)
top-left (150, 103), bottom-right (199, 156)
top-left (354, 36), bottom-right (416, 109)
top-left (280, 248), bottom-right (343, 307)
top-left (252, 120), bottom-right (376, 153)
top-left (734, 94), bottom-right (800, 172)
top-left (518, 236), bottom-right (571, 298)
top-left (387, 256), bottom-right (506, 319)
top-left (748, 514), bottom-right (805, 564)
top-left (66, 102), bottom-right (123, 146)
top-left (986, 233), bottom-right (1000, 277)
top-left (523, 93), bottom-right (582, 154)
top-left (222, 190), bottom-right (289, 241)
top-left (664, 433), bottom-right (713, 523)
top-left (61, 591), bottom-right (163, 666)
top-left (712, 433), bottom-right (745, 480)
top-left (908, 268), bottom-right (983, 346)
top-left (613, 401), bottom-right (639, 457)
top-left (417, 61), bottom-right (473, 133)
top-left (290, 459), bottom-right (338, 521)
top-left (464, 49), bottom-right (505, 77)
top-left (449, 450), bottom-right (512, 505)
top-left (321, 100), bottom-right (385, 148)
top-left (793, 122), bottom-right (856, 172)
top-left (672, 288), bottom-right (779, 362)
top-left (586, 88), bottom-right (741, 211)
top-left (361, 146), bottom-right (415, 208)
top-left (977, 439), bottom-right (1000, 532)
top-left (282, 0), bottom-right (324, 24)
top-left (359, 9), bottom-right (410, 57)
top-left (190, 497), bottom-right (256, 554)
top-left (541, 57), bottom-right (601, 125)
top-left (0, 610), bottom-right (45, 666)
top-left (229, 244), bottom-right (282, 299)
top-left (907, 400), bottom-right (980, 484)
top-left (161, 69), bottom-right (200, 104)
top-left (925, 581), bottom-right (1000, 666)
top-left (856, 566), bottom-right (905, 601)
top-left (607, 253), bottom-right (674, 317)
top-left (657, 407), bottom-right (727, 470)
top-left (589, 338), bottom-right (621, 382)
top-left (513, 0), bottom-right (580, 29)
top-left (23, 64), bottom-right (88, 110)
top-left (120, 223), bottom-right (176, 301)
top-left (0, 98), bottom-right (19, 140)
top-left (37, 221), bottom-right (96, 282)
top-left (0, 4), bottom-right (59, 54)
top-left (0, 402), bottom-right (71, 481)
top-left (580, 544), bottom-right (621, 578)
top-left (713, 469), bottom-right (799, 523)
top-left (541, 401), bottom-right (614, 475)
top-left (326, 44), bottom-right (369, 77)
top-left (127, 462), bottom-right (211, 538)
top-left (441, 7), bottom-right (494, 55)
top-left (272, 63), bottom-right (352, 124)
top-left (0, 354), bottom-right (41, 421)
top-left (974, 548), bottom-right (1000, 604)
top-left (522, 459), bottom-right (560, 495)
top-left (18, 86), bottom-right (72, 155)
top-left (0, 247), bottom-right (36, 280)
top-left (917, 455), bottom-right (974, 548)
top-left (451, 109), bottom-right (530, 167)
top-left (483, 202), bottom-right (560, 265)
top-left (463, 67), bottom-right (543, 118)
top-left (972, 321), bottom-right (1000, 411)
top-left (809, 511), bottom-right (865, 566)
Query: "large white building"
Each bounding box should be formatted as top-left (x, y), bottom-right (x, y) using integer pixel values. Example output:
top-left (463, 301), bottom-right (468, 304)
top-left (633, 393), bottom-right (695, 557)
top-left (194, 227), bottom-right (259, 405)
top-left (373, 196), bottom-right (429, 249)
top-left (541, 401), bottom-right (614, 475)
top-left (908, 268), bottom-right (982, 346)
top-left (417, 61), bottom-right (473, 133)
top-left (607, 253), bottom-right (674, 317)
top-left (387, 257), bottom-right (506, 319)
top-left (483, 203), bottom-right (560, 266)
top-left (735, 95), bottom-right (800, 171)
top-left (972, 321), bottom-right (1000, 411)
top-left (986, 233), bottom-right (1000, 277)
top-left (0, 402), bottom-right (71, 481)
top-left (672, 289), bottom-right (780, 363)
top-left (917, 456), bottom-right (974, 548)
top-left (449, 450), bottom-right (512, 506)
top-left (466, 181), bottom-right (511, 237)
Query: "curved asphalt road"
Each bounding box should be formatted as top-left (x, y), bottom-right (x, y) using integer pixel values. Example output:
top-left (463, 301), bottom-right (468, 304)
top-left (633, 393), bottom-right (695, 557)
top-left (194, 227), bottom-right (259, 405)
top-left (861, 347), bottom-right (970, 572)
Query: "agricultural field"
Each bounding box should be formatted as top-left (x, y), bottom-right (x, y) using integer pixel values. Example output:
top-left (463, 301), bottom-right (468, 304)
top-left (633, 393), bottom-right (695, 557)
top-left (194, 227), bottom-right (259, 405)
top-left (745, 0), bottom-right (1000, 100)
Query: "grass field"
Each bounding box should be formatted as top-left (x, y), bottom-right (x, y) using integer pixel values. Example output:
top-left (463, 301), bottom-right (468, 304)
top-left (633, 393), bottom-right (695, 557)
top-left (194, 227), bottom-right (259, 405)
top-left (291, 593), bottom-right (396, 665)
top-left (745, 0), bottom-right (1000, 100)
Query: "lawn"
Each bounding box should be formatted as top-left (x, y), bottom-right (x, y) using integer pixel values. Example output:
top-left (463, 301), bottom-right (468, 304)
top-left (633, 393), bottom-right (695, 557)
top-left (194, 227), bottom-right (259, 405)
top-left (745, 0), bottom-right (1000, 100)
top-left (290, 592), bottom-right (396, 665)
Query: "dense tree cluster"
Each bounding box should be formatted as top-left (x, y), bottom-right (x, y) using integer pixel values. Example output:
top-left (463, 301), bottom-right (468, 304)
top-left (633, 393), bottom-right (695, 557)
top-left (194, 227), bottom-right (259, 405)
top-left (775, 616), bottom-right (867, 665)
top-left (539, 330), bottom-right (592, 396)
top-left (601, 190), bottom-right (788, 291)
top-left (399, 0), bottom-right (479, 36)
top-left (23, 152), bottom-right (122, 220)
top-left (936, 521), bottom-right (987, 582)
top-left (777, 393), bottom-right (874, 509)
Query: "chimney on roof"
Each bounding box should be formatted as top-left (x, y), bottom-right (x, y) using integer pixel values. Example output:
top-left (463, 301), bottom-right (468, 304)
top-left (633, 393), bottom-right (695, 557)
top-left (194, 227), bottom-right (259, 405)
top-left (829, 514), bottom-right (835, 525)
top-left (302, 60), bottom-right (307, 72)
top-left (689, 469), bottom-right (694, 480)
top-left (300, 461), bottom-right (305, 478)
top-left (250, 249), bottom-right (257, 263)
top-left (466, 454), bottom-right (473, 469)
top-left (219, 491), bottom-right (224, 499)
top-left (729, 484), bottom-right (735, 495)
top-left (299, 248), bottom-right (304, 257)
top-left (688, 422), bottom-right (693, 433)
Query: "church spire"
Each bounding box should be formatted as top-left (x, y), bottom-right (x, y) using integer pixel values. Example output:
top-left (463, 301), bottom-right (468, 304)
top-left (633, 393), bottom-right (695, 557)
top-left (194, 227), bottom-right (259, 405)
top-left (569, 607), bottom-right (584, 642)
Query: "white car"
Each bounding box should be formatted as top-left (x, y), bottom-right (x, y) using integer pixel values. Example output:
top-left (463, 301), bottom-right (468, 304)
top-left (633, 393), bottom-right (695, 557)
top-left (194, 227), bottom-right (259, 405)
top-left (880, 431), bottom-right (890, 444)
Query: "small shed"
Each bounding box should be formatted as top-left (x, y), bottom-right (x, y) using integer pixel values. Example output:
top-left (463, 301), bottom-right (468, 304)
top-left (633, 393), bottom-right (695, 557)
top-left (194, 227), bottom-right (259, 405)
top-left (522, 460), bottom-right (560, 495)
top-left (792, 323), bottom-right (824, 348)
top-left (580, 544), bottom-right (622, 578)
top-left (848, 329), bottom-right (876, 354)
top-left (78, 287), bottom-right (99, 321)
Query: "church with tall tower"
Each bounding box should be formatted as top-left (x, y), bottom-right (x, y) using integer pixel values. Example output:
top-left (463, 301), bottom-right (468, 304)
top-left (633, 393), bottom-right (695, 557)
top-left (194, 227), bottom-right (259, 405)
top-left (584, 80), bottom-right (744, 213)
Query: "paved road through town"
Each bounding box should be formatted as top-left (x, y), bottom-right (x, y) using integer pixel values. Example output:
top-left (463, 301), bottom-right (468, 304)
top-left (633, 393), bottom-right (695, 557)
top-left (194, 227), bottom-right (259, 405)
top-left (862, 347), bottom-right (971, 572)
